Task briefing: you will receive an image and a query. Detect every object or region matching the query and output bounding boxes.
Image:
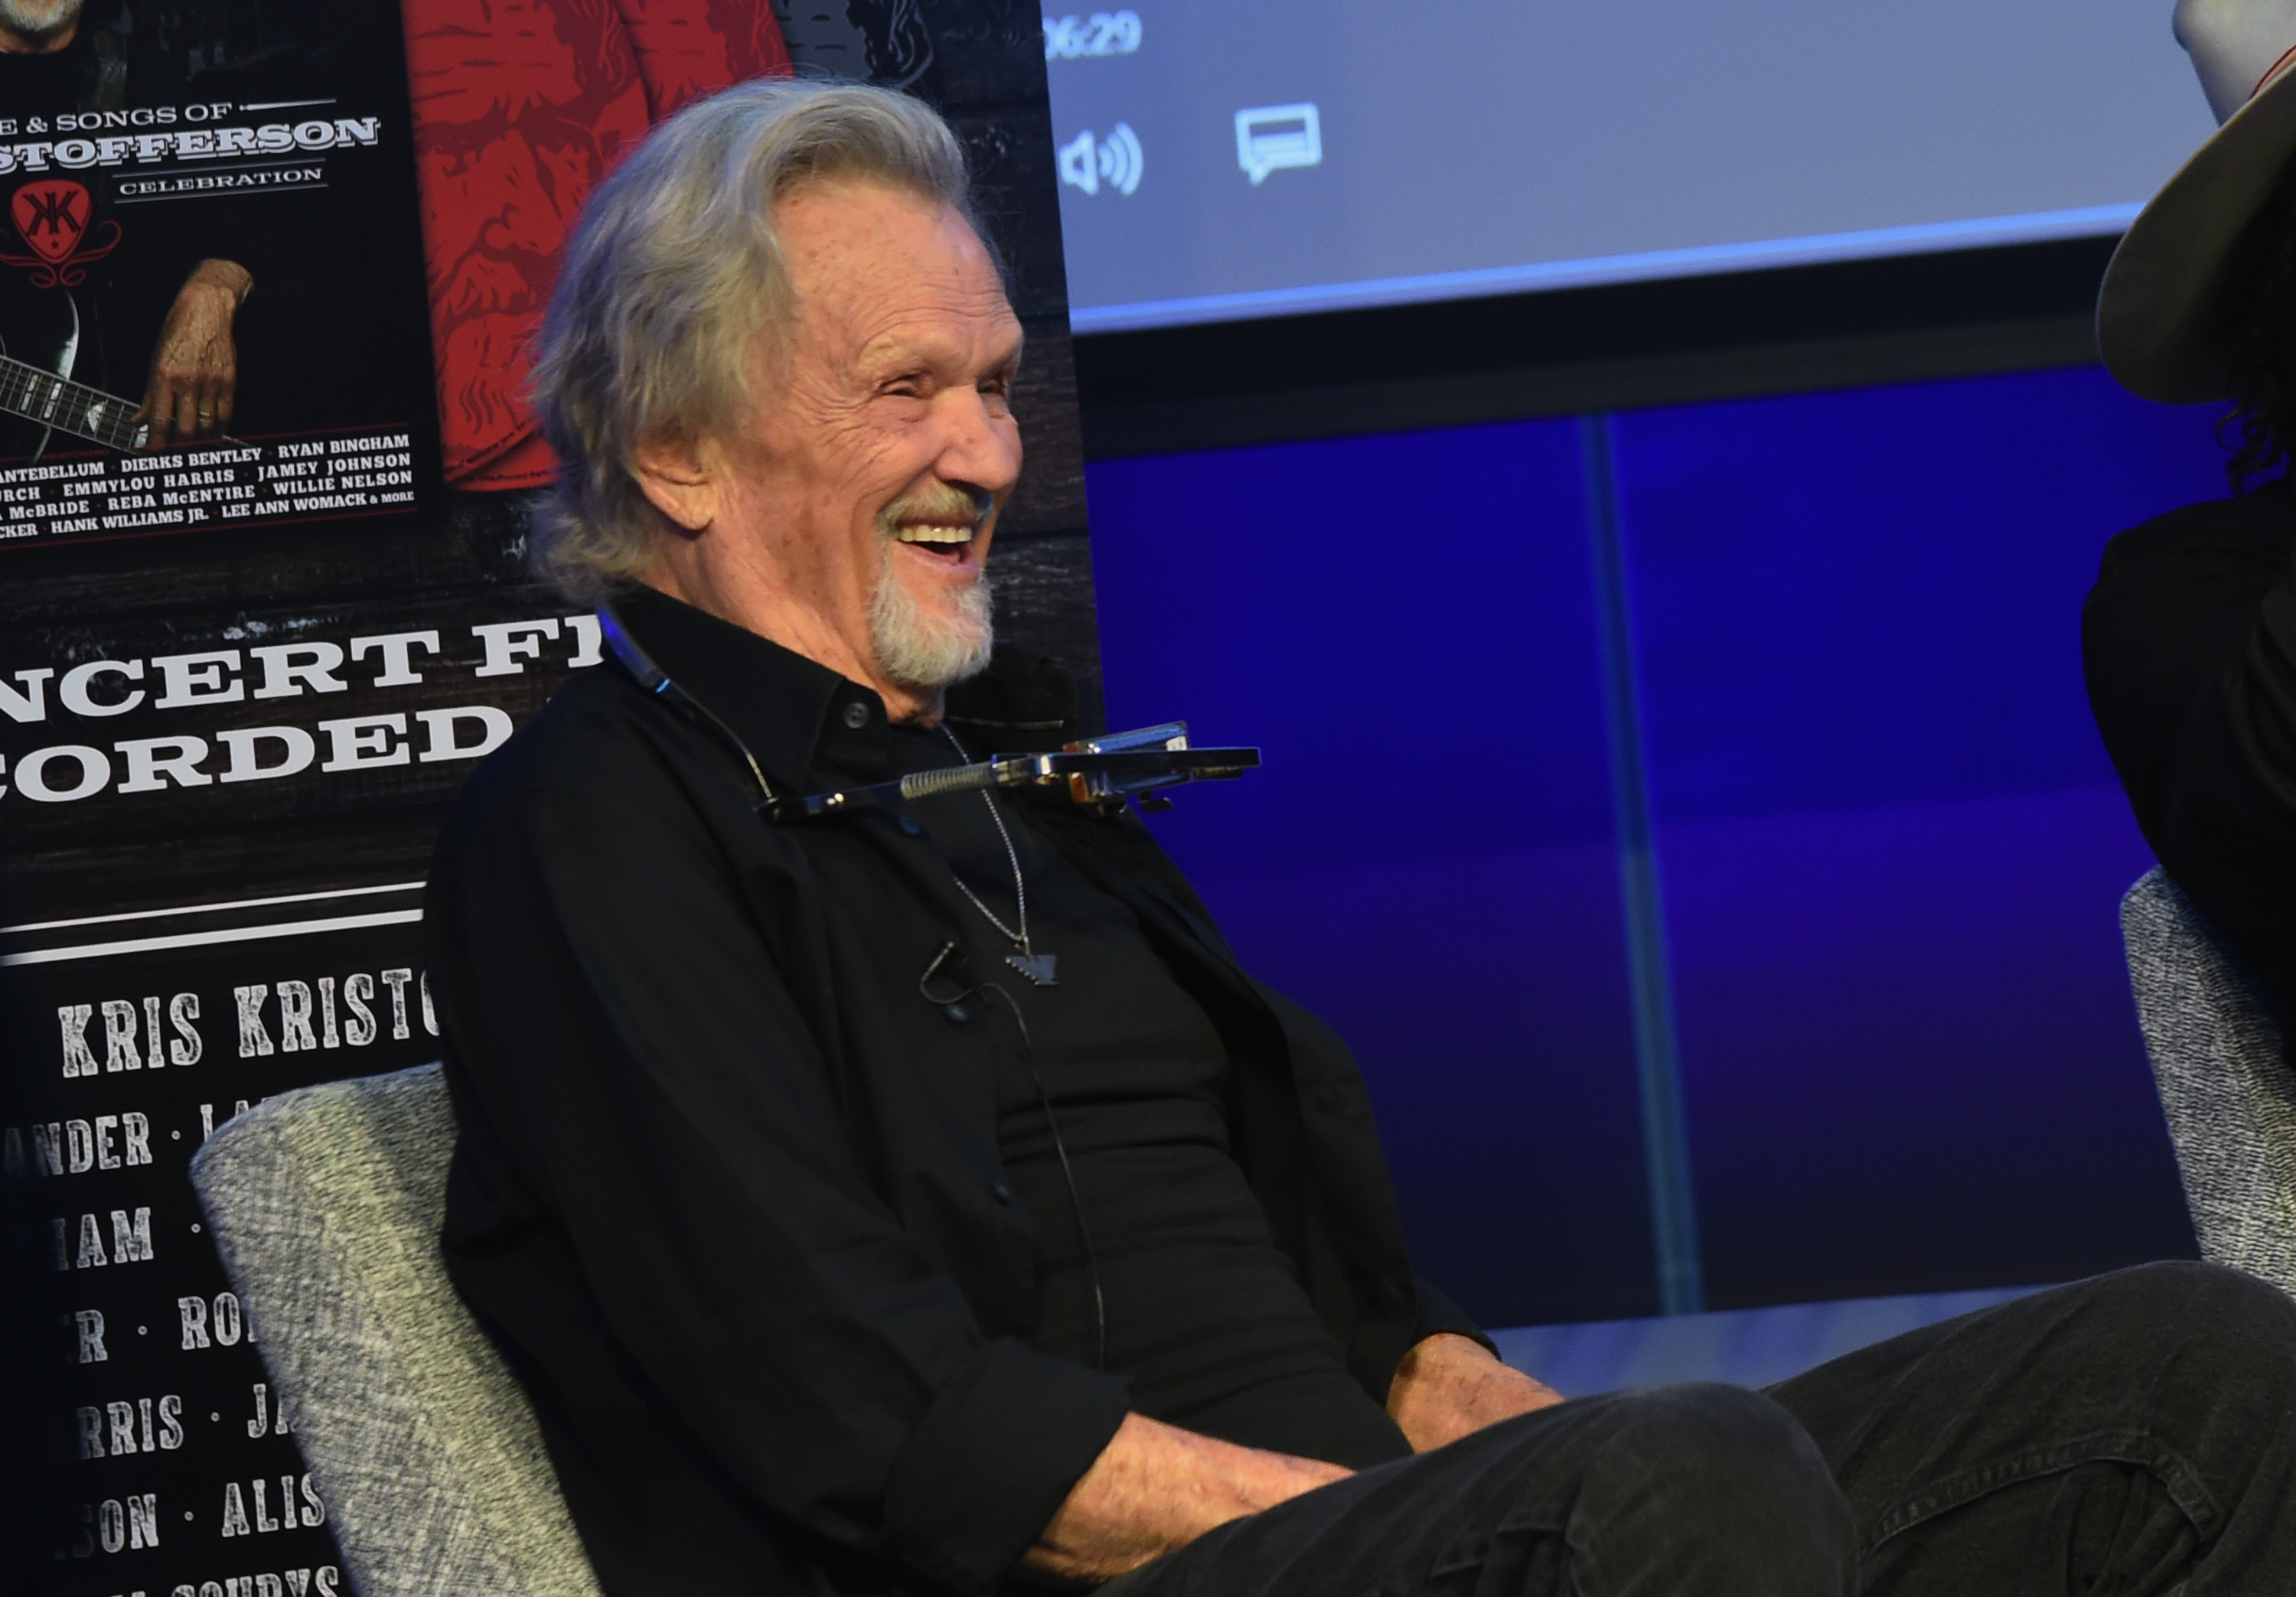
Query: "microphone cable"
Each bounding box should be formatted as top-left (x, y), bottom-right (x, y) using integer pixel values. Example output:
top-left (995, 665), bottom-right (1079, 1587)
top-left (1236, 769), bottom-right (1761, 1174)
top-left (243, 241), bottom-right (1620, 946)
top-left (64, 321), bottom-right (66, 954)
top-left (921, 941), bottom-right (1107, 1370)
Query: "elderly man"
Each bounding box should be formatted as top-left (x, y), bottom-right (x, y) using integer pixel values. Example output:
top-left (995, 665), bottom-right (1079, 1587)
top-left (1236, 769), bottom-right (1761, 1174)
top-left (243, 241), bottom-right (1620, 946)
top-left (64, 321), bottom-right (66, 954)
top-left (429, 80), bottom-right (2296, 1597)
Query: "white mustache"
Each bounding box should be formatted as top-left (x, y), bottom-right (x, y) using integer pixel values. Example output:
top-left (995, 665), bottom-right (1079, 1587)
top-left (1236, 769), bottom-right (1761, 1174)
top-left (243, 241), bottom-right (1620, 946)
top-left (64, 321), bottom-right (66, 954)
top-left (876, 488), bottom-right (994, 543)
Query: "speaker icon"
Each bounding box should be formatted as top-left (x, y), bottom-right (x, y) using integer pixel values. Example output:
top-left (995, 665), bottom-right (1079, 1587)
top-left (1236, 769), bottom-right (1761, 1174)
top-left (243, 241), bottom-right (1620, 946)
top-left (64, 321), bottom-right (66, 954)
top-left (1057, 122), bottom-right (1143, 197)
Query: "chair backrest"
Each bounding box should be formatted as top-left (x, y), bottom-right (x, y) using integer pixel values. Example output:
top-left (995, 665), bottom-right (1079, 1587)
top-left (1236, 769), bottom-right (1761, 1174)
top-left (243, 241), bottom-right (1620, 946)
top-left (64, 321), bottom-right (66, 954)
top-left (188, 1062), bottom-right (604, 1597)
top-left (2122, 867), bottom-right (2296, 1296)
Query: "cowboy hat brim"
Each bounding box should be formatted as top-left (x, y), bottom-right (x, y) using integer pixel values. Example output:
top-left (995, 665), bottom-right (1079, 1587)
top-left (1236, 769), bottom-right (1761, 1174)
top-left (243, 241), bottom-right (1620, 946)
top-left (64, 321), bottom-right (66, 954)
top-left (2101, 60), bottom-right (2296, 403)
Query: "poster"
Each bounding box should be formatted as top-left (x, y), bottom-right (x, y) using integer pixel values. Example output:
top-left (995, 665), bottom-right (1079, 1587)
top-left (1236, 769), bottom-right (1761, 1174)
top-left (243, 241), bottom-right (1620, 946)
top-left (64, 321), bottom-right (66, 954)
top-left (11, 909), bottom-right (443, 1597)
top-left (2, 4), bottom-right (1101, 1595)
top-left (0, 0), bottom-right (439, 549)
top-left (8, 601), bottom-right (592, 1594)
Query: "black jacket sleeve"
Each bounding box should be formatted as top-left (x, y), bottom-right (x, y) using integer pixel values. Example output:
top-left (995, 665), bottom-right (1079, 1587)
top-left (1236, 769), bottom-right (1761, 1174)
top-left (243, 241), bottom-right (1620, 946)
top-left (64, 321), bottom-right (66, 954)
top-left (1410, 1276), bottom-right (1493, 1354)
top-left (2085, 480), bottom-right (2296, 1018)
top-left (427, 727), bottom-right (1127, 1595)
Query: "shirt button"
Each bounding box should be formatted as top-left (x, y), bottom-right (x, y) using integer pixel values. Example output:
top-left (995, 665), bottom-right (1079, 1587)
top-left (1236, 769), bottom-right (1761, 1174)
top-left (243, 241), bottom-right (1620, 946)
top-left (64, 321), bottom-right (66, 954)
top-left (990, 1180), bottom-right (1013, 1204)
top-left (898, 816), bottom-right (924, 837)
top-left (943, 1003), bottom-right (970, 1025)
top-left (842, 702), bottom-right (869, 730)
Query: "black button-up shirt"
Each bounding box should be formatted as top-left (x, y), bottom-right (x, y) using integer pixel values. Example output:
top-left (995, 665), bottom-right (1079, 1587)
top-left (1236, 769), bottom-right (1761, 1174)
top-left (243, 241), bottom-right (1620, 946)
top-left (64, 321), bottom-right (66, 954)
top-left (427, 588), bottom-right (1482, 1597)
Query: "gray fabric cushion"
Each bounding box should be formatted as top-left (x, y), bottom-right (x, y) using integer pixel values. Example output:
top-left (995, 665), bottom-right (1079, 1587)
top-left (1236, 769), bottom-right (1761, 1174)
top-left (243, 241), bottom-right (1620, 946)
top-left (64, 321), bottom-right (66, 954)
top-left (2122, 867), bottom-right (2296, 1296)
top-left (188, 1062), bottom-right (604, 1597)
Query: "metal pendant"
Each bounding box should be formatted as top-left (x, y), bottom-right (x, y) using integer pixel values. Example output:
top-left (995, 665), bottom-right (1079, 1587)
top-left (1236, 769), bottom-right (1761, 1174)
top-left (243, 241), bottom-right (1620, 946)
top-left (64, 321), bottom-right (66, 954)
top-left (1006, 952), bottom-right (1058, 987)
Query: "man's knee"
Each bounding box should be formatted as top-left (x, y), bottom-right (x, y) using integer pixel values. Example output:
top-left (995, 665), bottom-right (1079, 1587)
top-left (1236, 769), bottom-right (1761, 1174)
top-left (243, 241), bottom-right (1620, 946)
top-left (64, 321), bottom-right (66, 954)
top-left (1606, 1383), bottom-right (1825, 1475)
top-left (2103, 1256), bottom-right (2294, 1319)
top-left (2066, 1260), bottom-right (2296, 1369)
top-left (1996, 1262), bottom-right (2296, 1473)
top-left (1588, 1384), bottom-right (1844, 1520)
top-left (1551, 1384), bottom-right (1854, 1588)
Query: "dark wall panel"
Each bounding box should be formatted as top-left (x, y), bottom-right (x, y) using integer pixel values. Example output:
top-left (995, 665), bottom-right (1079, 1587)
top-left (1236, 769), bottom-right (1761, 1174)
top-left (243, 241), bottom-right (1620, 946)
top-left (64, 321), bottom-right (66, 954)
top-left (1612, 365), bottom-right (2223, 1306)
top-left (1091, 362), bottom-right (2242, 1324)
top-left (1085, 421), bottom-right (1657, 1328)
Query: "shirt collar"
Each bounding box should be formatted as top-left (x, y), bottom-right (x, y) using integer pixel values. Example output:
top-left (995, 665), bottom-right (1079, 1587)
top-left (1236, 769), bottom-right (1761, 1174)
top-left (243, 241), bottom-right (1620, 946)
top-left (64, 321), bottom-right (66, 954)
top-left (608, 585), bottom-right (888, 791)
top-left (605, 586), bottom-right (1081, 793)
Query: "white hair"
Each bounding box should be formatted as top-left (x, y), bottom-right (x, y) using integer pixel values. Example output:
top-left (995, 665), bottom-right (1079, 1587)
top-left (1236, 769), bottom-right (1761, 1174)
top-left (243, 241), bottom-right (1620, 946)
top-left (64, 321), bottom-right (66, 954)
top-left (527, 78), bottom-right (983, 601)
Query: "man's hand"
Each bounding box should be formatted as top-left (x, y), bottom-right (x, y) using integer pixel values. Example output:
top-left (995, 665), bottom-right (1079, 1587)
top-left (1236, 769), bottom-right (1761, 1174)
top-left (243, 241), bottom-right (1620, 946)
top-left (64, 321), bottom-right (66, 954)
top-left (1022, 1412), bottom-right (1350, 1586)
top-left (1386, 1332), bottom-right (1566, 1452)
top-left (138, 259), bottom-right (252, 446)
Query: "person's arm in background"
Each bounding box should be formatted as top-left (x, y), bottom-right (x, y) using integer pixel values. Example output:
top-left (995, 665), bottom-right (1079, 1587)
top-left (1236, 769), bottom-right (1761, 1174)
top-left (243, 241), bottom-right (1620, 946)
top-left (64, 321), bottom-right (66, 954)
top-left (2085, 481), bottom-right (2296, 1017)
top-left (137, 258), bottom-right (252, 445)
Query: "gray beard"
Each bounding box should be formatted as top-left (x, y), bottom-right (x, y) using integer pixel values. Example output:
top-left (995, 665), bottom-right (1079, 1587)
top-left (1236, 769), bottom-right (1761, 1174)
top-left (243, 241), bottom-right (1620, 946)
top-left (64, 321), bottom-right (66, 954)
top-left (866, 546), bottom-right (995, 691)
top-left (0, 0), bottom-right (82, 48)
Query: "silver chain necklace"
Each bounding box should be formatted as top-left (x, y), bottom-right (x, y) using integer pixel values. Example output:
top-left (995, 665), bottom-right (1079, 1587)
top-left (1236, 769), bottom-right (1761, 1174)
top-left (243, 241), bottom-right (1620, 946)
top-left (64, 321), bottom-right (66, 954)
top-left (941, 725), bottom-right (1058, 986)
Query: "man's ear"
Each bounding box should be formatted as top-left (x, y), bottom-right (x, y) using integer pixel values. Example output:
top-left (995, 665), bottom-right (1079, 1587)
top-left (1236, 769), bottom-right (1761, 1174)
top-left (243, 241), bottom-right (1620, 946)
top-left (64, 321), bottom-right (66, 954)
top-left (631, 432), bottom-right (720, 533)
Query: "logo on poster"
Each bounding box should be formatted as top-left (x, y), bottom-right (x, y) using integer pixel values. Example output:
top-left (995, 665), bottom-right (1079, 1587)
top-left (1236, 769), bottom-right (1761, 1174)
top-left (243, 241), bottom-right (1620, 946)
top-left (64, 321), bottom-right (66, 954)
top-left (0, 178), bottom-right (118, 287)
top-left (15, 180), bottom-right (83, 260)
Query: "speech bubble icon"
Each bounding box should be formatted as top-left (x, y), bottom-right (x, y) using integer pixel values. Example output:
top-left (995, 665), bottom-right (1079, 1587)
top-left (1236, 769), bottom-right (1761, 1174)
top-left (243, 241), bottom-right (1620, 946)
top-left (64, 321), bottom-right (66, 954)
top-left (1234, 103), bottom-right (1321, 186)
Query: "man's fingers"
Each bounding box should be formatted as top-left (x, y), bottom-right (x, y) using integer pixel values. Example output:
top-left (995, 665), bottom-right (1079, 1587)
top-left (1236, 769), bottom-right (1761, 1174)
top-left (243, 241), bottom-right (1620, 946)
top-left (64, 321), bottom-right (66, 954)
top-left (135, 317), bottom-right (239, 445)
top-left (136, 380), bottom-right (173, 448)
top-left (130, 370), bottom-right (234, 446)
top-left (186, 344), bottom-right (236, 435)
top-left (208, 358), bottom-right (237, 435)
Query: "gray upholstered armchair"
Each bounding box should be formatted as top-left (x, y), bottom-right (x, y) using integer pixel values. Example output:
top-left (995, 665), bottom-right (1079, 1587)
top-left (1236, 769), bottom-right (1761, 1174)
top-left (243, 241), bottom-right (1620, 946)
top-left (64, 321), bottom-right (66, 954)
top-left (2122, 867), bottom-right (2296, 1297)
top-left (188, 1063), bottom-right (603, 1597)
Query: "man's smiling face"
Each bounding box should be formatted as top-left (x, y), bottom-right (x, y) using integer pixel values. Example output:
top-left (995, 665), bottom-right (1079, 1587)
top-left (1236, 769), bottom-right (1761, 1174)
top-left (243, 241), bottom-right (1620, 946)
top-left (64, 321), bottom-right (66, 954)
top-left (689, 178), bottom-right (1025, 712)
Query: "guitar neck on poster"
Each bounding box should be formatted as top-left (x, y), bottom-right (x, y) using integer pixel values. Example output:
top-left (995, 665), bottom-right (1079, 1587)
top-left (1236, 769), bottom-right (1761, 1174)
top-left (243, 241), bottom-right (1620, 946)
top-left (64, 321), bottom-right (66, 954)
top-left (0, 286), bottom-right (148, 459)
top-left (0, 351), bottom-right (148, 453)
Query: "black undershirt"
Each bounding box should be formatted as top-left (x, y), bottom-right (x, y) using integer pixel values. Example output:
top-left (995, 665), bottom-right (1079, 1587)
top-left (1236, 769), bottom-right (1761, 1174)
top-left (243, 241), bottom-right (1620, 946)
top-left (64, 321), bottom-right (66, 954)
top-left (871, 723), bottom-right (1411, 1469)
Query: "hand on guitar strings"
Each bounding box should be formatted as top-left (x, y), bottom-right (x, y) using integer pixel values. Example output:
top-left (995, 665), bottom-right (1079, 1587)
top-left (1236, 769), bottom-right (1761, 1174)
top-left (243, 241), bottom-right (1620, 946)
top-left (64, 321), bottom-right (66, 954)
top-left (137, 257), bottom-right (253, 447)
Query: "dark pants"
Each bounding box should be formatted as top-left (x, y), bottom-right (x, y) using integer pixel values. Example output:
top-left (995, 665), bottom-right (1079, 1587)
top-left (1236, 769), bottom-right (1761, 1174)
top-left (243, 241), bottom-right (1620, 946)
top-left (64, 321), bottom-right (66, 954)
top-left (1102, 1262), bottom-right (2296, 1596)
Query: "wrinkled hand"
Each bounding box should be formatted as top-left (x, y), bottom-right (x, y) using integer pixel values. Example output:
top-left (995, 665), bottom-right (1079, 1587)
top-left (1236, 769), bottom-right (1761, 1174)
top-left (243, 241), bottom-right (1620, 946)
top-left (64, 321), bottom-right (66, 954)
top-left (1386, 1332), bottom-right (1566, 1452)
top-left (138, 258), bottom-right (252, 446)
top-left (1022, 1412), bottom-right (1351, 1586)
